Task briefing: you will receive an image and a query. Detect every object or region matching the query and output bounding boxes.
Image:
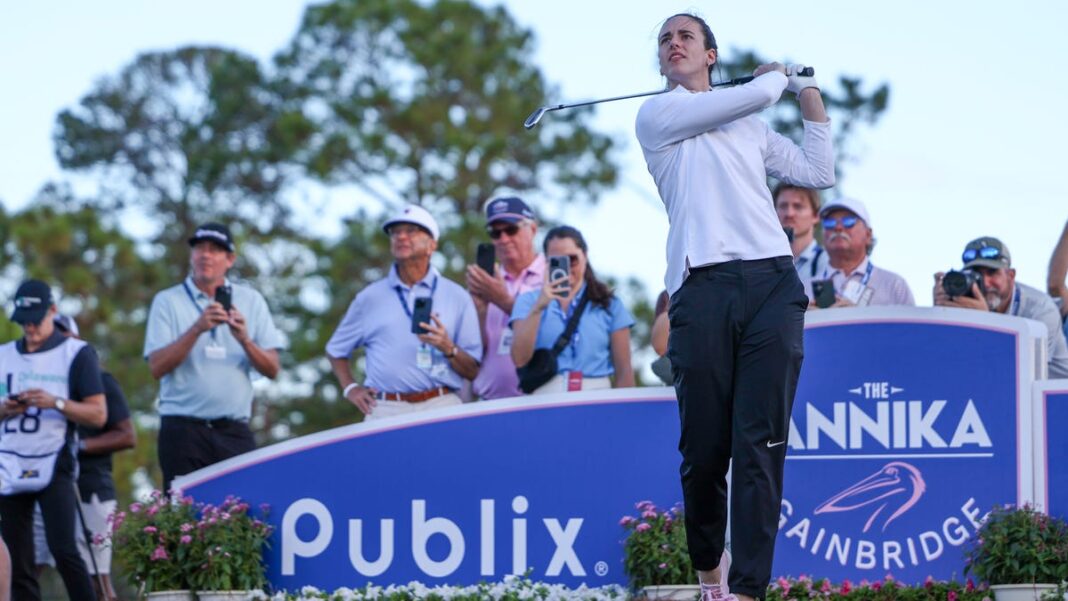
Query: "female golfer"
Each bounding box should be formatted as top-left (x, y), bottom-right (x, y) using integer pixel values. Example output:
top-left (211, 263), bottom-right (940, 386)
top-left (635, 12), bottom-right (835, 601)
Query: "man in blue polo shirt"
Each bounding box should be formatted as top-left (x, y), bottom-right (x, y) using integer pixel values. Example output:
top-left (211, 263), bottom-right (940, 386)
top-left (143, 223), bottom-right (285, 493)
top-left (327, 204), bottom-right (482, 420)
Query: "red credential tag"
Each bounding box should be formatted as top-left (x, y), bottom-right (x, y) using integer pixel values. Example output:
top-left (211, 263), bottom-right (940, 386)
top-left (567, 370), bottom-right (583, 392)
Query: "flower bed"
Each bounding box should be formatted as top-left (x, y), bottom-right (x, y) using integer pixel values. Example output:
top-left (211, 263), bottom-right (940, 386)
top-left (224, 575), bottom-right (1023, 601)
top-left (247, 576), bottom-right (627, 600)
top-left (766, 575), bottom-right (991, 601)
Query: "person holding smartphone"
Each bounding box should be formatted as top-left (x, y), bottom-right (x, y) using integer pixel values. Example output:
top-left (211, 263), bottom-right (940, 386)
top-left (327, 205), bottom-right (482, 420)
top-left (143, 222), bottom-right (285, 493)
top-left (465, 197), bottom-right (546, 400)
top-left (635, 12), bottom-right (834, 601)
top-left (509, 226), bottom-right (634, 394)
top-left (0, 280), bottom-right (107, 601)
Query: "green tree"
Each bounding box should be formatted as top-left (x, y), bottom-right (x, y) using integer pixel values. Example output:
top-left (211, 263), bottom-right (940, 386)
top-left (53, 46), bottom-right (313, 278)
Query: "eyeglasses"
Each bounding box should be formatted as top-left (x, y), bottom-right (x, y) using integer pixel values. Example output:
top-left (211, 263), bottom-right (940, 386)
top-left (822, 216), bottom-right (859, 230)
top-left (388, 224), bottom-right (426, 238)
top-left (487, 223), bottom-right (522, 240)
top-left (962, 246), bottom-right (1003, 263)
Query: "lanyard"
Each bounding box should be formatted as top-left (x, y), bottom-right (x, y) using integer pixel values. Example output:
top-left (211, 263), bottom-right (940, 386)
top-left (809, 246), bottom-right (824, 278)
top-left (824, 261), bottom-right (873, 286)
top-left (182, 281), bottom-right (218, 341)
top-left (1010, 286), bottom-right (1021, 316)
top-left (394, 276), bottom-right (438, 320)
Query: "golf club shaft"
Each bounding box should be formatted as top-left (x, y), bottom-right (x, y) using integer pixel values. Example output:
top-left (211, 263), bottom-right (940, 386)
top-left (524, 67), bottom-right (816, 129)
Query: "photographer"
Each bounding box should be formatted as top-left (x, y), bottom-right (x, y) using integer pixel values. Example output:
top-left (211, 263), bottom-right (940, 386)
top-left (934, 236), bottom-right (1068, 378)
top-left (510, 226), bottom-right (634, 394)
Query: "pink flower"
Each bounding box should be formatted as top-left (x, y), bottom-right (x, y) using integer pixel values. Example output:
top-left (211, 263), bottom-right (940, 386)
top-left (636, 523), bottom-right (651, 532)
top-left (180, 523), bottom-right (194, 533)
top-left (872, 581), bottom-right (882, 591)
top-left (925, 576), bottom-right (935, 589)
top-left (180, 535), bottom-right (192, 544)
top-left (143, 526), bottom-right (158, 534)
top-left (777, 577), bottom-right (790, 590)
top-left (820, 580), bottom-right (831, 593)
top-left (636, 500), bottom-right (654, 511)
top-left (146, 505), bottom-right (159, 516)
top-left (840, 580), bottom-right (852, 594)
top-left (619, 516), bottom-right (635, 526)
top-left (966, 579), bottom-right (976, 592)
top-left (150, 546), bottom-right (169, 561)
top-left (947, 591), bottom-right (958, 601)
top-left (658, 563), bottom-right (667, 569)
top-left (642, 510), bottom-right (658, 519)
top-left (129, 503), bottom-right (142, 514)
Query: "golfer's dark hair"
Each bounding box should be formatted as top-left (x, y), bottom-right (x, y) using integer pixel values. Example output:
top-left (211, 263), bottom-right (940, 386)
top-left (665, 13), bottom-right (718, 83)
top-left (543, 225), bottom-right (613, 310)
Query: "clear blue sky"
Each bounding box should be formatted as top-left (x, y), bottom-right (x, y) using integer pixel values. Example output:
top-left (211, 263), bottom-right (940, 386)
top-left (2, 1), bottom-right (1066, 304)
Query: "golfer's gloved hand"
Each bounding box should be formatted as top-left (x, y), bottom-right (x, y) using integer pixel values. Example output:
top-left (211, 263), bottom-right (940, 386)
top-left (785, 64), bottom-right (819, 97)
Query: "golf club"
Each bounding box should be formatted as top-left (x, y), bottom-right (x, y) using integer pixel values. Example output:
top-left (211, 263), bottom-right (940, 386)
top-left (523, 67), bottom-right (815, 130)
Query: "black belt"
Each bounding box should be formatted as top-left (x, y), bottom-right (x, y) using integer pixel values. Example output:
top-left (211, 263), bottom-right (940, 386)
top-left (163, 415), bottom-right (248, 429)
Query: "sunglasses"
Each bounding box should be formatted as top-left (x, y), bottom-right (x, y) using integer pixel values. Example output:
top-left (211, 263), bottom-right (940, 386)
top-left (962, 246), bottom-right (1003, 263)
top-left (822, 216), bottom-right (859, 229)
top-left (487, 223), bottom-right (522, 240)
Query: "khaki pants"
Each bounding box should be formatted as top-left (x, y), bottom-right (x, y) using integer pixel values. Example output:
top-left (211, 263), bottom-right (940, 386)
top-left (365, 393), bottom-right (463, 420)
top-left (531, 374), bottom-right (611, 395)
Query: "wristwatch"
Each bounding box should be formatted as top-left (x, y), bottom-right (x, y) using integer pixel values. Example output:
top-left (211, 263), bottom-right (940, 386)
top-left (55, 398), bottom-right (66, 413)
top-left (446, 346), bottom-right (458, 359)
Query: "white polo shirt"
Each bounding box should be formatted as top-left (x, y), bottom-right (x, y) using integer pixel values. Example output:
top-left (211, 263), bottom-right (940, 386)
top-left (635, 72), bottom-right (836, 294)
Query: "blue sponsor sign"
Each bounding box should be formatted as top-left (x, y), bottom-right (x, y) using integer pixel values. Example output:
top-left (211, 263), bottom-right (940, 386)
top-left (1034, 381), bottom-right (1068, 522)
top-left (177, 390), bottom-right (683, 590)
top-left (776, 307), bottom-right (1040, 583)
top-left (176, 307), bottom-right (1045, 589)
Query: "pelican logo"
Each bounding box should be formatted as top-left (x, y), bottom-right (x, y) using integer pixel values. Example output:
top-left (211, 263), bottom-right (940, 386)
top-left (491, 200), bottom-right (508, 214)
top-left (814, 462), bottom-right (926, 533)
top-left (19, 469), bottom-right (39, 480)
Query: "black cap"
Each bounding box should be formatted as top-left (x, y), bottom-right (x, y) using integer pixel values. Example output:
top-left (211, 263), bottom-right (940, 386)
top-left (11, 280), bottom-right (53, 325)
top-left (188, 223), bottom-right (235, 252)
top-left (962, 236), bottom-right (1011, 270)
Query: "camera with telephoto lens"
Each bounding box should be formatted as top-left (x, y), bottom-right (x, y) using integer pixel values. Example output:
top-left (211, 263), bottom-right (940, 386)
top-left (942, 268), bottom-right (985, 299)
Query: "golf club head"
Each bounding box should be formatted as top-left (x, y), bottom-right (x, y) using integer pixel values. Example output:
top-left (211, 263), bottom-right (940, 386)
top-left (524, 106), bottom-right (548, 130)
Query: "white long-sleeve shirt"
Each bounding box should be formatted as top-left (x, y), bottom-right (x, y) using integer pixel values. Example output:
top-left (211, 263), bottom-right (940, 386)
top-left (635, 72), bottom-right (836, 294)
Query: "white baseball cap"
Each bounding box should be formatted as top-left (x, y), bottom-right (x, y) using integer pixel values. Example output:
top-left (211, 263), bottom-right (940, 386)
top-left (819, 196), bottom-right (872, 229)
top-left (382, 204), bottom-right (440, 241)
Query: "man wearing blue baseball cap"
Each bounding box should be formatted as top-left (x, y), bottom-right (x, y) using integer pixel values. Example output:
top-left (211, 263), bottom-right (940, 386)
top-left (0, 280), bottom-right (106, 601)
top-left (466, 197), bottom-right (545, 400)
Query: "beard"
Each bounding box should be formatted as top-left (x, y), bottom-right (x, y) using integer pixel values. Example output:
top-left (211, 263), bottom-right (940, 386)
top-left (985, 290), bottom-right (1005, 311)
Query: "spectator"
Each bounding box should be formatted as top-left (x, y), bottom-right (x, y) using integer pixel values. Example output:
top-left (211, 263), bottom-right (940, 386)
top-left (466, 197), bottom-right (545, 400)
top-left (510, 225), bottom-right (635, 393)
top-left (1048, 219), bottom-right (1068, 342)
top-left (650, 290), bottom-right (673, 385)
top-left (144, 222), bottom-right (285, 493)
top-left (327, 205), bottom-right (482, 420)
top-left (34, 315), bottom-right (134, 601)
top-left (774, 183), bottom-right (828, 293)
top-left (935, 236), bottom-right (1068, 378)
top-left (811, 197), bottom-right (915, 307)
top-left (0, 280), bottom-right (106, 601)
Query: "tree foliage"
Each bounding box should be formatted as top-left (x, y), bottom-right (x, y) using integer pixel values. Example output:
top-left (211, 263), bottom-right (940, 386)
top-left (3, 0), bottom-right (893, 503)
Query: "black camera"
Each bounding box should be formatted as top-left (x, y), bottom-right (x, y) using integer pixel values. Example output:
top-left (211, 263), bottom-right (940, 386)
top-left (942, 268), bottom-right (985, 299)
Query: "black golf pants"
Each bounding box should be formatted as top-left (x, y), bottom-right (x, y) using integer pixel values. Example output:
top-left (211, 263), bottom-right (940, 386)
top-left (668, 257), bottom-right (806, 600)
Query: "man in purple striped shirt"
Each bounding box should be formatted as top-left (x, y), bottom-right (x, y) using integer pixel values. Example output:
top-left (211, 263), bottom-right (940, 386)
top-left (808, 197), bottom-right (915, 308)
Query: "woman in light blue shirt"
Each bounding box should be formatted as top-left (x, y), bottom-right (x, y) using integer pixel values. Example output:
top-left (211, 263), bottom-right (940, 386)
top-left (510, 226), bottom-right (634, 394)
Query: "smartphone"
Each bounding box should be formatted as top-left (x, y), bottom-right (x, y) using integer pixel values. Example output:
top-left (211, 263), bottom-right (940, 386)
top-left (476, 243), bottom-right (496, 275)
top-left (411, 296), bottom-right (433, 334)
top-left (214, 285), bottom-right (232, 312)
top-left (5, 373), bottom-right (21, 404)
top-left (548, 255), bottom-right (571, 294)
top-left (812, 279), bottom-right (836, 309)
